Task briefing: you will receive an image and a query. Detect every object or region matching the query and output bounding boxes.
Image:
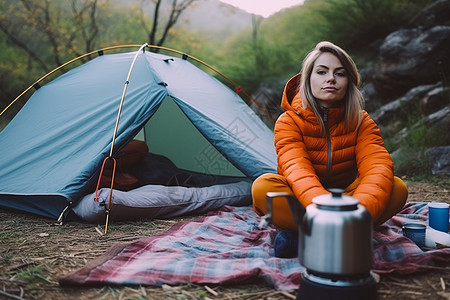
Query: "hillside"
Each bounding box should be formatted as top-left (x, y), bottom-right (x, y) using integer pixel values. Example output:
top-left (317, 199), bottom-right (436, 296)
top-left (114, 0), bottom-right (256, 42)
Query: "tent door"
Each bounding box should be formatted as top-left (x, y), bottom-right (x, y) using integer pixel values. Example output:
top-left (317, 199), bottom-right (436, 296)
top-left (140, 97), bottom-right (244, 177)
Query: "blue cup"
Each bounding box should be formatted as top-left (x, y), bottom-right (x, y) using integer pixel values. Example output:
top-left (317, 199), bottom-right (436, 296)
top-left (402, 223), bottom-right (426, 247)
top-left (428, 202), bottom-right (450, 233)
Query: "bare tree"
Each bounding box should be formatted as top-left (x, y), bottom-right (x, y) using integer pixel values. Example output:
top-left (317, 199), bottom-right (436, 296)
top-left (0, 0), bottom-right (101, 68)
top-left (70, 0), bottom-right (100, 54)
top-left (140, 0), bottom-right (197, 51)
top-left (0, 21), bottom-right (50, 73)
top-left (252, 14), bottom-right (266, 79)
top-left (0, 0), bottom-right (104, 120)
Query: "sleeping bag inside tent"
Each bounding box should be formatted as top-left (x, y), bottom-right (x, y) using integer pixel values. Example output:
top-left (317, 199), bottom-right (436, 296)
top-left (0, 46), bottom-right (277, 222)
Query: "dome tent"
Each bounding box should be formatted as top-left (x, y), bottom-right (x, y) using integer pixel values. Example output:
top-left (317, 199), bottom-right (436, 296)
top-left (0, 44), bottom-right (276, 224)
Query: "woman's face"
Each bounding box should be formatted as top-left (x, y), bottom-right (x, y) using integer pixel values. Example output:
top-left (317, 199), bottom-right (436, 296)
top-left (310, 52), bottom-right (348, 108)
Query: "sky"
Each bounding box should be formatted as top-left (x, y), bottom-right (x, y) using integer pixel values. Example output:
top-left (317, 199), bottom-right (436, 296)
top-left (219, 0), bottom-right (303, 18)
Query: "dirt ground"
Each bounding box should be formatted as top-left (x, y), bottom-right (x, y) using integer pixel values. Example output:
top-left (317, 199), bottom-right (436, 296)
top-left (0, 179), bottom-right (449, 300)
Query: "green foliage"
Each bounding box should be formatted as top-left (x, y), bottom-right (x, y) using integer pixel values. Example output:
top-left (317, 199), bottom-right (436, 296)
top-left (215, 36), bottom-right (262, 92)
top-left (426, 175), bottom-right (450, 188)
top-left (390, 111), bottom-right (449, 178)
top-left (316, 0), bottom-right (436, 53)
top-left (215, 0), bottom-right (435, 91)
top-left (218, 1), bottom-right (332, 89)
top-left (15, 265), bottom-right (51, 284)
top-left (261, 0), bottom-right (329, 62)
top-left (1, 0), bottom-right (435, 108)
top-left (98, 5), bottom-right (147, 45)
top-left (392, 147), bottom-right (429, 178)
top-left (0, 0), bottom-right (443, 156)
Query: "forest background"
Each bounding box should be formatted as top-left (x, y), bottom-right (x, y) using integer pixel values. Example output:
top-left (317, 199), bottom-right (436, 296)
top-left (0, 0), bottom-right (446, 180)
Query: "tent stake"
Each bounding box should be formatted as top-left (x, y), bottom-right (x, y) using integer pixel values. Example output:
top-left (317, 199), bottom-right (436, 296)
top-left (104, 210), bottom-right (110, 234)
top-left (103, 156), bottom-right (116, 234)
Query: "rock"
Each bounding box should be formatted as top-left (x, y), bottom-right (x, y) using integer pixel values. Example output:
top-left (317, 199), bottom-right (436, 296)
top-left (374, 26), bottom-right (450, 97)
top-left (409, 0), bottom-right (450, 29)
top-left (423, 106), bottom-right (450, 130)
top-left (420, 85), bottom-right (450, 115)
top-left (251, 81), bottom-right (284, 127)
top-left (361, 82), bottom-right (381, 113)
top-left (359, 2), bottom-right (450, 177)
top-left (393, 106), bottom-right (450, 148)
top-left (371, 82), bottom-right (441, 133)
top-left (426, 146), bottom-right (450, 175)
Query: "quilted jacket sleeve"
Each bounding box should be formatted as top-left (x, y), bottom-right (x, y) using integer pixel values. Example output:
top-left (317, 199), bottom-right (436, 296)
top-left (274, 111), bottom-right (329, 208)
top-left (353, 112), bottom-right (394, 221)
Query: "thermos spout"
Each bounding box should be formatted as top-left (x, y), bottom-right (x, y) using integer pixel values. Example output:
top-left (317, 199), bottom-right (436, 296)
top-left (260, 192), bottom-right (309, 233)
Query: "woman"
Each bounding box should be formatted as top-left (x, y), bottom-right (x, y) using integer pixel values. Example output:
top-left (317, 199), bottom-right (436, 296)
top-left (252, 41), bottom-right (408, 256)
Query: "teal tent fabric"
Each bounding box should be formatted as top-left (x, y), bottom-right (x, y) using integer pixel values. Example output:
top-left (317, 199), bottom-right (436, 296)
top-left (0, 50), bottom-right (276, 220)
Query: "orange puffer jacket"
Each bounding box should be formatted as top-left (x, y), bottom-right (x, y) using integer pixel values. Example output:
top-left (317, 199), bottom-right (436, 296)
top-left (276, 74), bottom-right (393, 221)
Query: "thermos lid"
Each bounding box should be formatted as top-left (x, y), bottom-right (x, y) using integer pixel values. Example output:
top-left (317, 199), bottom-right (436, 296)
top-left (312, 188), bottom-right (359, 209)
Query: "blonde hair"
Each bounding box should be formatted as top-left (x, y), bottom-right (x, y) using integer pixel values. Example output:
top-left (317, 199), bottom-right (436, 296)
top-left (298, 41), bottom-right (364, 133)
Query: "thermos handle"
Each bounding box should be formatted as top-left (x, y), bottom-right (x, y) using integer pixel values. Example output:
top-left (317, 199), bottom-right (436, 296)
top-left (259, 192), bottom-right (308, 234)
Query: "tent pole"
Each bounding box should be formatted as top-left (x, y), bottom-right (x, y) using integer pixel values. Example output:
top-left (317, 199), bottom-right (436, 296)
top-left (104, 43), bottom-right (148, 234)
top-left (2, 43), bottom-right (274, 126)
top-left (103, 157), bottom-right (116, 235)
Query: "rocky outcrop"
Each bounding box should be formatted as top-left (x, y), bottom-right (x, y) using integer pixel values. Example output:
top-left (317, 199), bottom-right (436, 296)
top-left (408, 0), bottom-right (450, 29)
top-left (362, 1), bottom-right (450, 176)
top-left (253, 1), bottom-right (450, 176)
top-left (368, 25), bottom-right (450, 103)
top-left (250, 81), bottom-right (284, 128)
top-left (427, 146), bottom-right (450, 175)
top-left (371, 83), bottom-right (449, 138)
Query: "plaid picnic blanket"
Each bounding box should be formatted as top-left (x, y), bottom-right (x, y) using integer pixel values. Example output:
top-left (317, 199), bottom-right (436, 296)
top-left (59, 202), bottom-right (450, 290)
top-left (373, 202), bottom-right (450, 273)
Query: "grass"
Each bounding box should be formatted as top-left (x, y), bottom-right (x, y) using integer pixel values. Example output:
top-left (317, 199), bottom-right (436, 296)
top-left (0, 253), bottom-right (13, 265)
top-left (384, 88), bottom-right (449, 179)
top-left (0, 231), bottom-right (20, 239)
top-left (15, 265), bottom-right (51, 284)
top-left (0, 181), bottom-right (448, 300)
top-left (107, 220), bottom-right (159, 232)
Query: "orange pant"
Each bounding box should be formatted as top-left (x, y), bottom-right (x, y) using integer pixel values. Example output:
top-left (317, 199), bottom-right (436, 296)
top-left (252, 173), bottom-right (408, 231)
